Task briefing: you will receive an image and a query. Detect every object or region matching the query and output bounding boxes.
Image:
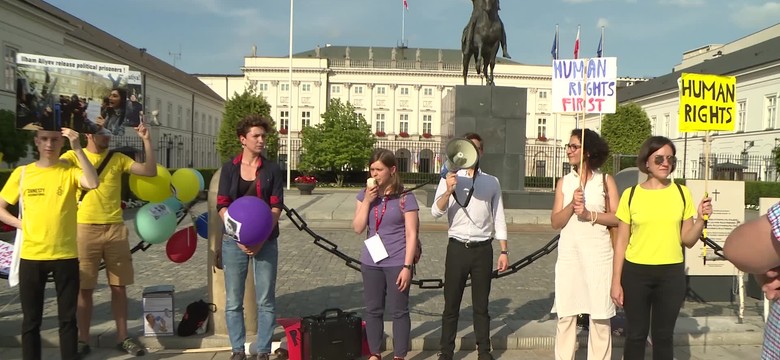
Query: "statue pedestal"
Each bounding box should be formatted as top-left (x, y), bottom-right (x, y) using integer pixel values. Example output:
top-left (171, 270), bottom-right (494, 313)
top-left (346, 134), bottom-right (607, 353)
top-left (208, 169), bottom-right (258, 336)
top-left (437, 85), bottom-right (552, 209)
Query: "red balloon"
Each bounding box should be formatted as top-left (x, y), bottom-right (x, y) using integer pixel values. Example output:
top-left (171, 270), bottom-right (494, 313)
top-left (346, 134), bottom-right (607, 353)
top-left (166, 226), bottom-right (197, 263)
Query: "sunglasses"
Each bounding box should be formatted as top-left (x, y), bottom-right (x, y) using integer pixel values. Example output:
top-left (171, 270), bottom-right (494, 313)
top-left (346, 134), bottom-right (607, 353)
top-left (653, 155), bottom-right (677, 165)
top-left (564, 143), bottom-right (581, 151)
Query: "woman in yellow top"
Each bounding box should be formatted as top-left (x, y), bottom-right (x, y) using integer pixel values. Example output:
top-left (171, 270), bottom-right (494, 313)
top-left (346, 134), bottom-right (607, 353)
top-left (611, 136), bottom-right (712, 360)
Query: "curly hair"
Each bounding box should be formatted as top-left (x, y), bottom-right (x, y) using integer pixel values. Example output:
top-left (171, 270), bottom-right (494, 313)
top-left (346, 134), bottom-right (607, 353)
top-left (570, 128), bottom-right (610, 170)
top-left (637, 136), bottom-right (676, 174)
top-left (236, 114), bottom-right (272, 138)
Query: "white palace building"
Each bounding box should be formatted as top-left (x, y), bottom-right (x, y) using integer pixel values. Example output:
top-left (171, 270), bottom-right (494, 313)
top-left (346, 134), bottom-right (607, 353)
top-left (197, 45), bottom-right (581, 176)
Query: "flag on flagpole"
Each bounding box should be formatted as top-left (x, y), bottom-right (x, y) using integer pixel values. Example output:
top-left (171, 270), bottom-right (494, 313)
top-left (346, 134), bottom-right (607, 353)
top-left (596, 27), bottom-right (603, 57)
top-left (551, 27), bottom-right (559, 60)
top-left (574, 26), bottom-right (580, 59)
top-left (403, 0), bottom-right (408, 10)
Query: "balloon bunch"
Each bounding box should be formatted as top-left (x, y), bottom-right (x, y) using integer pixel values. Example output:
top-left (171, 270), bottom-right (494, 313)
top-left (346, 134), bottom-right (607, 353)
top-left (128, 166), bottom-right (209, 263)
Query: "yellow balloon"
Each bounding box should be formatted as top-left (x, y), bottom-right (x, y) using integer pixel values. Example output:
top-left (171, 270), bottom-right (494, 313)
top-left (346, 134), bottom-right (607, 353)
top-left (129, 165), bottom-right (172, 202)
top-left (171, 168), bottom-right (200, 203)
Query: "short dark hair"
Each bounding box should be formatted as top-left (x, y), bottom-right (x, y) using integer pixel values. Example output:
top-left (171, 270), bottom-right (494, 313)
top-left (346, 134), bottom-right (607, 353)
top-left (236, 114), bottom-right (272, 138)
top-left (637, 136), bottom-right (676, 174)
top-left (570, 128), bottom-right (610, 170)
top-left (463, 132), bottom-right (483, 150)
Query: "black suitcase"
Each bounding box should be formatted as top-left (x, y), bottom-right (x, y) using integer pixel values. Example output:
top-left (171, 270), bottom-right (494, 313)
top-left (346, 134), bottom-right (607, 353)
top-left (300, 308), bottom-right (362, 360)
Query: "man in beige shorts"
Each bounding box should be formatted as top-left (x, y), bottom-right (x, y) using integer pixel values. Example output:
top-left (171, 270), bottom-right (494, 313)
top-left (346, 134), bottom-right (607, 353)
top-left (61, 124), bottom-right (157, 356)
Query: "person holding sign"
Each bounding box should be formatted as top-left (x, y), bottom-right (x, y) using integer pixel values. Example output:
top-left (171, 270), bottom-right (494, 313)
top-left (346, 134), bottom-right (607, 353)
top-left (550, 129), bottom-right (618, 360)
top-left (215, 115), bottom-right (284, 360)
top-left (352, 148), bottom-right (420, 360)
top-left (60, 123), bottom-right (156, 357)
top-left (723, 201), bottom-right (780, 358)
top-left (0, 127), bottom-right (99, 360)
top-left (611, 136), bottom-right (712, 359)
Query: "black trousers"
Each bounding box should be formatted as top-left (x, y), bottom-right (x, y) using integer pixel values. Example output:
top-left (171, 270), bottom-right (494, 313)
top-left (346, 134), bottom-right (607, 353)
top-left (621, 260), bottom-right (686, 360)
top-left (19, 258), bottom-right (80, 360)
top-left (440, 239), bottom-right (493, 356)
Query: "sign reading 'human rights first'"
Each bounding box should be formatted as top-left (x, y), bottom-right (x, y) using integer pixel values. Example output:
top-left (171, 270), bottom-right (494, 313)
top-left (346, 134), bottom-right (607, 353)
top-left (552, 57), bottom-right (617, 114)
top-left (678, 73), bottom-right (736, 132)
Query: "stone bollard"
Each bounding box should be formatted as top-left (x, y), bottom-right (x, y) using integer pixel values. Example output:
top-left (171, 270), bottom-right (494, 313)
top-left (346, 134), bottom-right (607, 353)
top-left (208, 168), bottom-right (258, 336)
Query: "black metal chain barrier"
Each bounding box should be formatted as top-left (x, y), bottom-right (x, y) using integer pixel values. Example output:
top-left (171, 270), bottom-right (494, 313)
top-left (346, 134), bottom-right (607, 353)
top-left (281, 202), bottom-right (561, 289)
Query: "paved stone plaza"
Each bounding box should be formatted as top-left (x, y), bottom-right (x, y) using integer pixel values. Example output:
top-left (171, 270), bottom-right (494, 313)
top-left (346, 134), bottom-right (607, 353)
top-left (0, 189), bottom-right (767, 356)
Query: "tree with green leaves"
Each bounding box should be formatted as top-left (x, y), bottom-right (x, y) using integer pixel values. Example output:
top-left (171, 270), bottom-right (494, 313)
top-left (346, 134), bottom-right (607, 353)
top-left (600, 102), bottom-right (652, 174)
top-left (216, 89), bottom-right (279, 162)
top-left (773, 145), bottom-right (780, 181)
top-left (0, 109), bottom-right (33, 166)
top-left (299, 99), bottom-right (376, 186)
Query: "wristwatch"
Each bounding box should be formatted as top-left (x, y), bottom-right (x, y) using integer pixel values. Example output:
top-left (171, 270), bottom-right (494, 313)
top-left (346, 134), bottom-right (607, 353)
top-left (402, 264), bottom-right (413, 270)
top-left (500, 250), bottom-right (509, 255)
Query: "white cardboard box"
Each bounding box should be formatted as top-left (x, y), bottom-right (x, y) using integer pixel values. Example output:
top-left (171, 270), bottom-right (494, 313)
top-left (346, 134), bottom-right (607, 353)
top-left (142, 285), bottom-right (174, 336)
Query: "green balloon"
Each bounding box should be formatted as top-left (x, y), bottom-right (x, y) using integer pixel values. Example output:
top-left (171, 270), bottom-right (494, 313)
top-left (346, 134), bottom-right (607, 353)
top-left (135, 203), bottom-right (177, 244)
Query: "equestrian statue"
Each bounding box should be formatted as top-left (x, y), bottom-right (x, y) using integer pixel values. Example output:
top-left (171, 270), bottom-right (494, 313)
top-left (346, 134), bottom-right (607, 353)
top-left (462, 0), bottom-right (510, 85)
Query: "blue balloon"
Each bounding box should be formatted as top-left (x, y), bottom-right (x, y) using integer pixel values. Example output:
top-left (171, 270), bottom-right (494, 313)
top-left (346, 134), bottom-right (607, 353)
top-left (162, 196), bottom-right (183, 217)
top-left (195, 212), bottom-right (208, 239)
top-left (193, 169), bottom-right (205, 192)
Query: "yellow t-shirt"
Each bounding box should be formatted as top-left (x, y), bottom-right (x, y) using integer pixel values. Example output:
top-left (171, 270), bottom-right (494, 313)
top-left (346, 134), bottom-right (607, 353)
top-left (0, 163), bottom-right (83, 260)
top-left (615, 183), bottom-right (695, 265)
top-left (61, 149), bottom-right (134, 224)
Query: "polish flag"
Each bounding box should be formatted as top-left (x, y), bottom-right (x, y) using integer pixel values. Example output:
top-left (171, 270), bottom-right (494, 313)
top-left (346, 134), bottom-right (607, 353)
top-left (403, 0), bottom-right (408, 10)
top-left (574, 27), bottom-right (580, 59)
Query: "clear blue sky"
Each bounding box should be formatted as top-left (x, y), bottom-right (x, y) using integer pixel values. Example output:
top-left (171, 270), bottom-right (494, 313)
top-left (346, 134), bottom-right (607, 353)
top-left (46, 0), bottom-right (780, 78)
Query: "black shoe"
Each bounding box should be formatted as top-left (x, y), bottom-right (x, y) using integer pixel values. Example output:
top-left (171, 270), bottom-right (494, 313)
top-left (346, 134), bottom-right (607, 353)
top-left (77, 341), bottom-right (91, 357)
top-left (436, 353), bottom-right (453, 360)
top-left (230, 352), bottom-right (247, 360)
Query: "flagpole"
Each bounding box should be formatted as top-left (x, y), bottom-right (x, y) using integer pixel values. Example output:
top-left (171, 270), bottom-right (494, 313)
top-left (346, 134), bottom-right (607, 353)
top-left (552, 24), bottom-right (559, 188)
top-left (401, 1), bottom-right (405, 46)
top-left (286, 0), bottom-right (294, 190)
top-left (601, 26), bottom-right (605, 56)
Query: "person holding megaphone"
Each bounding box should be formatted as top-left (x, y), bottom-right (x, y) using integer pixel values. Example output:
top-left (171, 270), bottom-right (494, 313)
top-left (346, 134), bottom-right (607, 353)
top-left (432, 133), bottom-right (508, 360)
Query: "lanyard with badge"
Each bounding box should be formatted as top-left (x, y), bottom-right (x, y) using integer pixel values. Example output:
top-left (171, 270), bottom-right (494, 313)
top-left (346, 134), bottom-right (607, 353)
top-left (364, 196), bottom-right (389, 263)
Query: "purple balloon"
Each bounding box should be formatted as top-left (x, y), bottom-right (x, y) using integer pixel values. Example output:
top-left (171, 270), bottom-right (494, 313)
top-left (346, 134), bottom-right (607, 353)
top-left (224, 196), bottom-right (273, 247)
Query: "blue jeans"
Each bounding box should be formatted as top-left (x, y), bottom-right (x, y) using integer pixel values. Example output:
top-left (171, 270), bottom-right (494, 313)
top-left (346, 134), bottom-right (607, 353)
top-left (222, 238), bottom-right (278, 354)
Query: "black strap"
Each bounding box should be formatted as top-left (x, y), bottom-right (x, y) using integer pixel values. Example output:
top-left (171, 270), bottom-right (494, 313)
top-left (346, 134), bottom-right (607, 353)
top-left (78, 151), bottom-right (115, 203)
top-left (628, 183), bottom-right (685, 218)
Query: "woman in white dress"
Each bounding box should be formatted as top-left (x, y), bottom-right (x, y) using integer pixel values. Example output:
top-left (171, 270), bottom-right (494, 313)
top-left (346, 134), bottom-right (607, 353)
top-left (550, 128), bottom-right (619, 360)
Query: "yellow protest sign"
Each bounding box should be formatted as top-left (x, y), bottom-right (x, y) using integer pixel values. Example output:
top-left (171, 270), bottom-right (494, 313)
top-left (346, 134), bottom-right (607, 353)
top-left (678, 73), bottom-right (736, 132)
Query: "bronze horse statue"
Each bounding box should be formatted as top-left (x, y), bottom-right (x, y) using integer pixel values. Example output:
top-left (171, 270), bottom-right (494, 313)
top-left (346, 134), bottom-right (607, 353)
top-left (462, 0), bottom-right (510, 85)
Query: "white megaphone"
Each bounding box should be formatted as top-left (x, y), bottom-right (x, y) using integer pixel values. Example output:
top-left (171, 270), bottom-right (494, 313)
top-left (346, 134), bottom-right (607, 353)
top-left (441, 138), bottom-right (479, 177)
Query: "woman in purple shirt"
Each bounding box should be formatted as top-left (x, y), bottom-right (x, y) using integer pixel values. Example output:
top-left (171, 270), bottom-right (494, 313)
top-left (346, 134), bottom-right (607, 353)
top-left (352, 149), bottom-right (420, 360)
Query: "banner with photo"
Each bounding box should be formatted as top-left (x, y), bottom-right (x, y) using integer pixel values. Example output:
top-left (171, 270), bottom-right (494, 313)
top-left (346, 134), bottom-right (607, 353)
top-left (15, 53), bottom-right (142, 135)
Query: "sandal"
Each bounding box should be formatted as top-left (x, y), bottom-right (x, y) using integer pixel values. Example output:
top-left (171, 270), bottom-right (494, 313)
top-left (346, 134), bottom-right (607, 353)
top-left (368, 354), bottom-right (382, 360)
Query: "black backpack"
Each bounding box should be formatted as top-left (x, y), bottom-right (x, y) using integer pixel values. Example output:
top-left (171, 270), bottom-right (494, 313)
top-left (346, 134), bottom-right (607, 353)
top-left (177, 300), bottom-right (215, 336)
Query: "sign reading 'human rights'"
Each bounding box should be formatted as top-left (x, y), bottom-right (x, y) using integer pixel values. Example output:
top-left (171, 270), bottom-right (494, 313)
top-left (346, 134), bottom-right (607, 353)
top-left (678, 73), bottom-right (736, 132)
top-left (552, 57), bottom-right (617, 114)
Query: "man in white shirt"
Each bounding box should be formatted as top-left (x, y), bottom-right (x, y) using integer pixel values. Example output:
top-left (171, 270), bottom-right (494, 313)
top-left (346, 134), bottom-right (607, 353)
top-left (432, 132), bottom-right (509, 360)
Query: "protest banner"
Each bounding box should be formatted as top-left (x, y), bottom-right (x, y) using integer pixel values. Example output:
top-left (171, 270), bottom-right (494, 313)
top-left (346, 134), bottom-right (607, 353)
top-left (15, 53), bottom-right (132, 134)
top-left (552, 57), bottom-right (617, 114)
top-left (678, 73), bottom-right (736, 133)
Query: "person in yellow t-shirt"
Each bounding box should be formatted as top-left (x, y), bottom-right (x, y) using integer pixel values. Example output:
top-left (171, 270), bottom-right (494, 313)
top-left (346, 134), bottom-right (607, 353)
top-left (60, 124), bottom-right (156, 357)
top-left (0, 128), bottom-right (99, 360)
top-left (610, 136), bottom-right (712, 360)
